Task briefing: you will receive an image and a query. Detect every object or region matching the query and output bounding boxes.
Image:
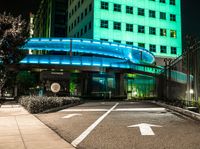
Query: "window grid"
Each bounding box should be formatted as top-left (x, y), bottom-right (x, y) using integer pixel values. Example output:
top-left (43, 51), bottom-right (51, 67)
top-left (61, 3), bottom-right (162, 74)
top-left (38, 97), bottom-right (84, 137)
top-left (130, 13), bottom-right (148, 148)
top-left (138, 25), bottom-right (145, 33)
top-left (171, 47), bottom-right (177, 54)
top-left (150, 44), bottom-right (156, 52)
top-left (113, 22), bottom-right (121, 30)
top-left (149, 10), bottom-right (156, 18)
top-left (126, 24), bottom-right (133, 32)
top-left (160, 28), bottom-right (167, 36)
top-left (160, 46), bottom-right (167, 53)
top-left (114, 4), bottom-right (121, 12)
top-left (126, 6), bottom-right (133, 14)
top-left (101, 1), bottom-right (108, 10)
top-left (100, 20), bottom-right (108, 28)
top-left (149, 27), bottom-right (156, 35)
top-left (138, 8), bottom-right (145, 16)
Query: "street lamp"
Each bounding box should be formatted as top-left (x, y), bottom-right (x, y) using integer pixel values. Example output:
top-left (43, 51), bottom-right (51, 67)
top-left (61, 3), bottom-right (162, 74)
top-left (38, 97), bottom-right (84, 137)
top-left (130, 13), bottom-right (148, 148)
top-left (164, 58), bottom-right (172, 100)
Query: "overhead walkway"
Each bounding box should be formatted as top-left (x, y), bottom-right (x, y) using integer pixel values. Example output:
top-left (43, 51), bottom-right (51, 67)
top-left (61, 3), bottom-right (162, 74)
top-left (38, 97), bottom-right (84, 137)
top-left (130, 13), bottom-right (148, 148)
top-left (20, 38), bottom-right (191, 83)
top-left (20, 38), bottom-right (162, 75)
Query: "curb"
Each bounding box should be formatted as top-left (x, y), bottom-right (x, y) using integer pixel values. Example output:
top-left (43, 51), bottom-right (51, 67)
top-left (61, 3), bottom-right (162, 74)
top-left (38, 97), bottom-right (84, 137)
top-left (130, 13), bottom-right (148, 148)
top-left (41, 100), bottom-right (84, 114)
top-left (151, 101), bottom-right (200, 121)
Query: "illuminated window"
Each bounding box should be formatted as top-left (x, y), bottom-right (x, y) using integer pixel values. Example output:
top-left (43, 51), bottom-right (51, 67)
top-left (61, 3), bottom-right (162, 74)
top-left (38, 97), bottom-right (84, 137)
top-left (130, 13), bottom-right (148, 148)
top-left (149, 27), bottom-right (156, 35)
top-left (160, 28), bottom-right (167, 36)
top-left (126, 24), bottom-right (133, 32)
top-left (160, 46), bottom-right (167, 53)
top-left (160, 0), bottom-right (165, 3)
top-left (170, 30), bottom-right (177, 38)
top-left (171, 47), bottom-right (177, 54)
top-left (100, 20), bottom-right (108, 28)
top-left (138, 25), bottom-right (145, 33)
top-left (114, 4), bottom-right (121, 12)
top-left (113, 22), bottom-right (121, 30)
top-left (170, 0), bottom-right (176, 5)
top-left (101, 1), bottom-right (108, 10)
top-left (150, 44), bottom-right (156, 52)
top-left (126, 6), bottom-right (133, 14)
top-left (160, 12), bottom-right (166, 20)
top-left (170, 14), bottom-right (176, 21)
top-left (138, 8), bottom-right (145, 16)
top-left (138, 43), bottom-right (145, 48)
top-left (149, 10), bottom-right (156, 18)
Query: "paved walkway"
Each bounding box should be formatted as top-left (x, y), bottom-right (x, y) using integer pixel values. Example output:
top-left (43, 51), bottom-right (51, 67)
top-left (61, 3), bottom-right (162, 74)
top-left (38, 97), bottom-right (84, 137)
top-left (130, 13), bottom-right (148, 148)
top-left (0, 102), bottom-right (75, 149)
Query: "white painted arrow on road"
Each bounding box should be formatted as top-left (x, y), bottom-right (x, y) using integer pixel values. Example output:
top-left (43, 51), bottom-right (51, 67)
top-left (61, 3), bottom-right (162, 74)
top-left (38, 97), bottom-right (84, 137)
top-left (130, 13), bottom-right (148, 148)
top-left (62, 114), bottom-right (82, 119)
top-left (128, 123), bottom-right (162, 136)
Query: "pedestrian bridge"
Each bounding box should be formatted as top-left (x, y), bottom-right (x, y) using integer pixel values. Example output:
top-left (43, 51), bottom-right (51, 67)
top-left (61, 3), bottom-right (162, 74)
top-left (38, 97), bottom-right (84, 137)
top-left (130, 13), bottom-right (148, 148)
top-left (21, 38), bottom-right (162, 75)
top-left (20, 38), bottom-right (190, 84)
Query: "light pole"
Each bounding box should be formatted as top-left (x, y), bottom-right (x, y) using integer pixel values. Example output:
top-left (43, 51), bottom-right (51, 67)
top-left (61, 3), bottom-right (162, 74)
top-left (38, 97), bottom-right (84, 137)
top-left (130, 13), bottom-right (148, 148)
top-left (164, 58), bottom-right (172, 100)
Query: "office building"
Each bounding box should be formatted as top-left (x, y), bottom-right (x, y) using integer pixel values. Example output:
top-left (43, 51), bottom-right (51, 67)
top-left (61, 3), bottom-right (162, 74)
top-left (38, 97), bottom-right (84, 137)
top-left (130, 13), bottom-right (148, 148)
top-left (68, 0), bottom-right (182, 65)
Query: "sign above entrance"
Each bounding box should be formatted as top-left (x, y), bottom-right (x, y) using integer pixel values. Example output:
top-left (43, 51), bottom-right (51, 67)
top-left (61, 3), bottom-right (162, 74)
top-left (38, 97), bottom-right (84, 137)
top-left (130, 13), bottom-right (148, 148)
top-left (51, 83), bottom-right (61, 93)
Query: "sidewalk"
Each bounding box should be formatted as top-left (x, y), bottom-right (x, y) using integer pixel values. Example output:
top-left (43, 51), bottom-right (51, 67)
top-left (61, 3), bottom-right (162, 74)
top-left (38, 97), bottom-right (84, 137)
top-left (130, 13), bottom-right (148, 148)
top-left (0, 102), bottom-right (75, 149)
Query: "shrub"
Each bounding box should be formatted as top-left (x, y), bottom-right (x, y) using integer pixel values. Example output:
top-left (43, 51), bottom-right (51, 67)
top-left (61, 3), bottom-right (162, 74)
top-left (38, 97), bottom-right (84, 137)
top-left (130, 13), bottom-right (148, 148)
top-left (18, 96), bottom-right (81, 114)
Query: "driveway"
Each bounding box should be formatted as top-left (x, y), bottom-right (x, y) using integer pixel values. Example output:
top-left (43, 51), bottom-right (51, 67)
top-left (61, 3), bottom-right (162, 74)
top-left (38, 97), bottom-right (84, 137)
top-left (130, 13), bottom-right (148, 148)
top-left (36, 101), bottom-right (200, 149)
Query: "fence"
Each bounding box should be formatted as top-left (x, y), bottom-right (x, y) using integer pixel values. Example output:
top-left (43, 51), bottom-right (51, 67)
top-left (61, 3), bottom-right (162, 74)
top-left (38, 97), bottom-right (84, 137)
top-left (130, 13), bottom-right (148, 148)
top-left (157, 40), bottom-right (200, 111)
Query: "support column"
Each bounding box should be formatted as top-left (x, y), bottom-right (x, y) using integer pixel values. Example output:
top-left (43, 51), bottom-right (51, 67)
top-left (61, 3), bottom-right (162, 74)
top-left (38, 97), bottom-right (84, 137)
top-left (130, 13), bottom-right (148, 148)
top-left (115, 73), bottom-right (125, 96)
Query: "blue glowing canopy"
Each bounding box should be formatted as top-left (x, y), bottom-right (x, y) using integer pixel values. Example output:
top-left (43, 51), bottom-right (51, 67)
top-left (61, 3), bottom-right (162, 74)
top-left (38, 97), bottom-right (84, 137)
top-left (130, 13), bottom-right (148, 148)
top-left (21, 38), bottom-right (155, 65)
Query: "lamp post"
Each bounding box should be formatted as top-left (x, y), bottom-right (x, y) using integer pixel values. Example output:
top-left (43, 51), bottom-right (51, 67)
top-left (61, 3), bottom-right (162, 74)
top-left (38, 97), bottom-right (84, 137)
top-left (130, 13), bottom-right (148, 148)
top-left (164, 58), bottom-right (172, 100)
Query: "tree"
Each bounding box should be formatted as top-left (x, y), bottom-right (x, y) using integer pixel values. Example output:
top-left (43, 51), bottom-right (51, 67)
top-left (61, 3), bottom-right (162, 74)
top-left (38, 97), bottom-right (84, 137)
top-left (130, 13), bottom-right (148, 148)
top-left (16, 71), bottom-right (36, 95)
top-left (0, 13), bottom-right (28, 97)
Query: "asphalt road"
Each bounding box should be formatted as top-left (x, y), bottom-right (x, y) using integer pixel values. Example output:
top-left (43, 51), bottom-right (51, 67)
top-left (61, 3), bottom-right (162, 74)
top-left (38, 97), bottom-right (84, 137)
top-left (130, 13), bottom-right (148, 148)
top-left (36, 101), bottom-right (200, 149)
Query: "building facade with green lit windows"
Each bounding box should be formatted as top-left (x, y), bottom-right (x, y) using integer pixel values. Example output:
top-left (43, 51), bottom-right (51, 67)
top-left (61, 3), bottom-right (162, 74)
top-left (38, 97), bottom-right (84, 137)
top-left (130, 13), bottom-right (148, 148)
top-left (24, 0), bottom-right (183, 98)
top-left (68, 0), bottom-right (182, 65)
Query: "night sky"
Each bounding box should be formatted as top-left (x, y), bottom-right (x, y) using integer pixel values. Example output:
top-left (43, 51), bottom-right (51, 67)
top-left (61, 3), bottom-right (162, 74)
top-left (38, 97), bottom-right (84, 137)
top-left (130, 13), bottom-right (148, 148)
top-left (0, 0), bottom-right (200, 42)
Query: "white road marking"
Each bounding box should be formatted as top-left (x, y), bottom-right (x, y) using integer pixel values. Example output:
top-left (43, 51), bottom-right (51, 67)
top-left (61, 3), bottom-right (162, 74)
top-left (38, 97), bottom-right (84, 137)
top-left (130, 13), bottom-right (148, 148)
top-left (115, 108), bottom-right (166, 112)
top-left (62, 114), bottom-right (82, 119)
top-left (128, 123), bottom-right (162, 136)
top-left (60, 108), bottom-right (166, 112)
top-left (60, 109), bottom-right (108, 112)
top-left (71, 103), bottom-right (119, 147)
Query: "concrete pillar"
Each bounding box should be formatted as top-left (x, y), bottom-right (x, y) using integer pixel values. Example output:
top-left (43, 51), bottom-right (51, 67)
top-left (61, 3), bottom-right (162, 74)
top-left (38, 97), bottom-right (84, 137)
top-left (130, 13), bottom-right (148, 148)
top-left (115, 73), bottom-right (125, 96)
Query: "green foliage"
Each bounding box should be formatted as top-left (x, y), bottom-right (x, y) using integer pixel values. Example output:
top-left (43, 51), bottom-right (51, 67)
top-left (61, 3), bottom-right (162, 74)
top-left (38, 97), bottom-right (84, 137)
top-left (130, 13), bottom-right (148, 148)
top-left (70, 81), bottom-right (76, 93)
top-left (19, 96), bottom-right (81, 114)
top-left (0, 13), bottom-right (28, 94)
top-left (0, 13), bottom-right (28, 64)
top-left (16, 71), bottom-right (36, 94)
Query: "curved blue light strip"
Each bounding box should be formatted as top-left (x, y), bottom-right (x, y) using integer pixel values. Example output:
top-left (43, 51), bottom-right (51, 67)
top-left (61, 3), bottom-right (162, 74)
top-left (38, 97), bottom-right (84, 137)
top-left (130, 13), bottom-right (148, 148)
top-left (20, 55), bottom-right (161, 74)
top-left (22, 38), bottom-right (155, 64)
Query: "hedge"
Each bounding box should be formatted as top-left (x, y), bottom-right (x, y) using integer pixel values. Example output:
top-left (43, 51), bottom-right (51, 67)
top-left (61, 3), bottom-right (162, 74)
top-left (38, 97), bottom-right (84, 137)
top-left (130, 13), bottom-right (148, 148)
top-left (18, 96), bottom-right (81, 114)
